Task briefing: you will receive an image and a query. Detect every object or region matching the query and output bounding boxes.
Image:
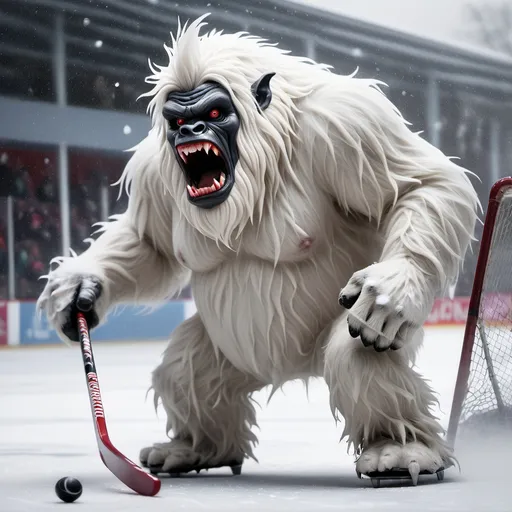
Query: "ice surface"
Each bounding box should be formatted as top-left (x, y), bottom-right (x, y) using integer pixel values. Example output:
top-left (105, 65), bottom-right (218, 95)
top-left (1, 327), bottom-right (512, 511)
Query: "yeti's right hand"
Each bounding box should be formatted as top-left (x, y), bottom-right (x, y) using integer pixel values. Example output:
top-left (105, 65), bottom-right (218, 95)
top-left (37, 267), bottom-right (107, 343)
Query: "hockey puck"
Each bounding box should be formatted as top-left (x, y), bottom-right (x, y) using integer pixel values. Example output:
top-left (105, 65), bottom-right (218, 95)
top-left (55, 477), bottom-right (83, 503)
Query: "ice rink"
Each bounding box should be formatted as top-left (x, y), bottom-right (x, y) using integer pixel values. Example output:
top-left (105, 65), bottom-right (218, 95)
top-left (1, 326), bottom-right (511, 511)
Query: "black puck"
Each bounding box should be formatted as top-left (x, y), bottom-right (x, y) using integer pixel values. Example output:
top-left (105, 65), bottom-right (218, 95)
top-left (55, 477), bottom-right (83, 503)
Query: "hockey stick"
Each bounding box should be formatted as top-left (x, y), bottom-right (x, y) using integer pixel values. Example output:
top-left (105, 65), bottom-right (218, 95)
top-left (77, 312), bottom-right (161, 496)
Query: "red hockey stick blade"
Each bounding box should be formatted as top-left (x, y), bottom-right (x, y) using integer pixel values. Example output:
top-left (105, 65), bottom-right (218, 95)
top-left (77, 313), bottom-right (161, 496)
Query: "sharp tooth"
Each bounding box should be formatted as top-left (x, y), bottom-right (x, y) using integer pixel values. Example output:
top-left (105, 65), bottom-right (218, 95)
top-left (213, 178), bottom-right (221, 190)
top-left (187, 185), bottom-right (194, 196)
top-left (220, 173), bottom-right (226, 185)
top-left (212, 146), bottom-right (219, 156)
top-left (210, 185), bottom-right (216, 192)
top-left (178, 148), bottom-right (187, 163)
top-left (183, 147), bottom-right (190, 156)
top-left (204, 143), bottom-right (211, 155)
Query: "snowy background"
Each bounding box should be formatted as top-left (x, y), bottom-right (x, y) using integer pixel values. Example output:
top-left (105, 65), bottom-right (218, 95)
top-left (2, 0), bottom-right (512, 510)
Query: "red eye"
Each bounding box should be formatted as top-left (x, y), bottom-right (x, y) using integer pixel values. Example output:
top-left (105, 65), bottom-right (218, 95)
top-left (176, 118), bottom-right (185, 126)
top-left (209, 109), bottom-right (220, 119)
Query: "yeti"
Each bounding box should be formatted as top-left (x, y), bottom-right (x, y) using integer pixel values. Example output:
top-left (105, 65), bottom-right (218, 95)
top-left (38, 15), bottom-right (479, 483)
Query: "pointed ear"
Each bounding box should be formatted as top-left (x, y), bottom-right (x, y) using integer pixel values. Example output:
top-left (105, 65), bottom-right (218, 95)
top-left (251, 72), bottom-right (276, 111)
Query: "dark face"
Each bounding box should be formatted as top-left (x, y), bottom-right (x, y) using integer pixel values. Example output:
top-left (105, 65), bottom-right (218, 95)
top-left (163, 82), bottom-right (240, 209)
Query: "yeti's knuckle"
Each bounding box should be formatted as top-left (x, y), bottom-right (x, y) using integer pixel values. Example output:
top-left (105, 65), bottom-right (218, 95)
top-left (352, 270), bottom-right (366, 282)
top-left (375, 294), bottom-right (391, 309)
top-left (363, 278), bottom-right (378, 291)
top-left (365, 286), bottom-right (377, 296)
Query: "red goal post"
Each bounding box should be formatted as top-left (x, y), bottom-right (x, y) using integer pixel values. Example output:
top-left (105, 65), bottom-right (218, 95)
top-left (447, 176), bottom-right (512, 446)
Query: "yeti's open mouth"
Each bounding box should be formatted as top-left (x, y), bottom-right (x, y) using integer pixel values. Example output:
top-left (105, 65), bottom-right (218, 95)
top-left (176, 141), bottom-right (229, 199)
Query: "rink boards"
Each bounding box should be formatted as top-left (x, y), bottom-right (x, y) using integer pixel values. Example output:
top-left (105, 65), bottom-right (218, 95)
top-left (0, 296), bottom-right (483, 346)
top-left (2, 300), bottom-right (198, 346)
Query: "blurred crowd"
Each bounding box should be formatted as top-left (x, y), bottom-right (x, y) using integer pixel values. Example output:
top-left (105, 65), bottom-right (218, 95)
top-left (0, 156), bottom-right (56, 298)
top-left (0, 149), bottom-right (127, 299)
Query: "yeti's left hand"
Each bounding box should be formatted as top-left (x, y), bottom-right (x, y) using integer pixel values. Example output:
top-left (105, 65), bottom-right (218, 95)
top-left (339, 259), bottom-right (434, 351)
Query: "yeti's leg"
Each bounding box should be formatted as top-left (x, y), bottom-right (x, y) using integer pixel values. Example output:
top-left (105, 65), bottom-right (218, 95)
top-left (140, 313), bottom-right (262, 475)
top-left (323, 315), bottom-right (453, 483)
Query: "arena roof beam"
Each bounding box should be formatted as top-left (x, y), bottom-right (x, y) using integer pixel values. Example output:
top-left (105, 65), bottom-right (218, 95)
top-left (0, 8), bottom-right (53, 38)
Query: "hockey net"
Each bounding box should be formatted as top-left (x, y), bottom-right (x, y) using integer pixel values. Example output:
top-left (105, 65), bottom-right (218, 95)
top-left (447, 177), bottom-right (512, 446)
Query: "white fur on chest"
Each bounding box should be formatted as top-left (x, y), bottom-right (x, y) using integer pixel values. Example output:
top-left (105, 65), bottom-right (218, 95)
top-left (172, 187), bottom-right (338, 272)
top-left (172, 188), bottom-right (380, 383)
top-left (191, 254), bottom-right (346, 382)
top-left (190, 226), bottom-right (378, 383)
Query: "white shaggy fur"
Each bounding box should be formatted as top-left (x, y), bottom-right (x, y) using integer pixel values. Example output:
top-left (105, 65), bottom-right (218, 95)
top-left (38, 15), bottom-right (479, 477)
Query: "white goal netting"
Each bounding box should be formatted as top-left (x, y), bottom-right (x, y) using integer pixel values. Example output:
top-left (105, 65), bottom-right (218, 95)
top-left (456, 188), bottom-right (512, 435)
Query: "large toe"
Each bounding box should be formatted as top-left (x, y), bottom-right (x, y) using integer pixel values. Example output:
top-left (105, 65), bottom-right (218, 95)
top-left (143, 441), bottom-right (201, 472)
top-left (377, 441), bottom-right (402, 472)
top-left (356, 440), bottom-right (389, 474)
top-left (146, 444), bottom-right (172, 469)
top-left (139, 446), bottom-right (152, 467)
top-left (161, 447), bottom-right (200, 472)
top-left (399, 441), bottom-right (443, 474)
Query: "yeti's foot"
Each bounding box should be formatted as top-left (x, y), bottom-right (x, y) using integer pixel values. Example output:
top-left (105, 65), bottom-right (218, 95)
top-left (139, 440), bottom-right (243, 477)
top-left (355, 440), bottom-right (450, 487)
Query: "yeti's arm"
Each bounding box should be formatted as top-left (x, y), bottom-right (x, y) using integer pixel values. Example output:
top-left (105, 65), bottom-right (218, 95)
top-left (69, 209), bottom-right (186, 307)
top-left (304, 78), bottom-right (479, 348)
top-left (38, 135), bottom-right (190, 341)
top-left (308, 79), bottom-right (479, 296)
